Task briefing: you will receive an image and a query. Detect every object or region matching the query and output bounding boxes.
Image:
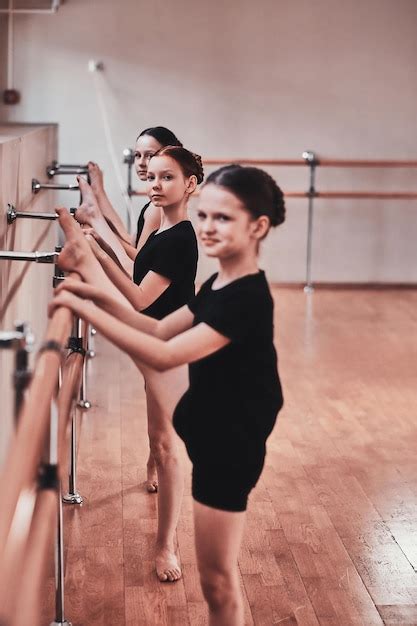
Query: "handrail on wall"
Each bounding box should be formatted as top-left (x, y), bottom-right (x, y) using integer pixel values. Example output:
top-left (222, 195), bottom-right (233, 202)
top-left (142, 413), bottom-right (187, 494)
top-left (123, 151), bottom-right (417, 291)
top-left (0, 279), bottom-right (85, 625)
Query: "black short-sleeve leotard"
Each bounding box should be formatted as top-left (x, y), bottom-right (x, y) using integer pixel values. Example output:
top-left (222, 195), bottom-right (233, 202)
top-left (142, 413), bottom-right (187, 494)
top-left (133, 220), bottom-right (198, 319)
top-left (135, 201), bottom-right (151, 247)
top-left (173, 270), bottom-right (283, 512)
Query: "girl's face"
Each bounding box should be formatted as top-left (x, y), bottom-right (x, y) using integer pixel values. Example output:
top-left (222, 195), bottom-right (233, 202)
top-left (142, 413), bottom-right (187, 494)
top-left (146, 155), bottom-right (195, 208)
top-left (134, 135), bottom-right (163, 181)
top-left (197, 184), bottom-right (267, 259)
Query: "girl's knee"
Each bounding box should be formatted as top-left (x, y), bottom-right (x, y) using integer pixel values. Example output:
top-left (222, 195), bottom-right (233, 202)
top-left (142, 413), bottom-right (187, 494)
top-left (199, 567), bottom-right (238, 609)
top-left (149, 433), bottom-right (179, 465)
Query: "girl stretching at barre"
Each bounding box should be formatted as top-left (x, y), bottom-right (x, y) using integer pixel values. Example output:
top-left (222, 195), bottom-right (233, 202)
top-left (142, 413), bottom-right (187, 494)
top-left (51, 164), bottom-right (284, 623)
top-left (54, 146), bottom-right (202, 583)
top-left (74, 127), bottom-right (183, 273)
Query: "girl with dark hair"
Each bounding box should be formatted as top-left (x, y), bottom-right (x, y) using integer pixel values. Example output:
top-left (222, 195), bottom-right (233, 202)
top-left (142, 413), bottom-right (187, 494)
top-left (51, 164), bottom-right (285, 622)
top-left (75, 126), bottom-right (183, 271)
top-left (54, 146), bottom-right (203, 583)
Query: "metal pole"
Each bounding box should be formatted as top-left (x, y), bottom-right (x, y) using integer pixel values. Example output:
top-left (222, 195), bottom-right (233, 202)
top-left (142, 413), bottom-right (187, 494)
top-left (0, 250), bottom-right (59, 263)
top-left (53, 246), bottom-right (65, 288)
top-left (78, 318), bottom-right (91, 410)
top-left (62, 403), bottom-right (83, 506)
top-left (7, 205), bottom-right (78, 225)
top-left (13, 322), bottom-right (33, 424)
top-left (46, 392), bottom-right (72, 626)
top-left (302, 151), bottom-right (318, 293)
top-left (50, 483), bottom-right (71, 626)
top-left (47, 161), bottom-right (88, 178)
top-left (32, 178), bottom-right (79, 194)
top-left (87, 325), bottom-right (96, 359)
top-left (0, 322), bottom-right (34, 424)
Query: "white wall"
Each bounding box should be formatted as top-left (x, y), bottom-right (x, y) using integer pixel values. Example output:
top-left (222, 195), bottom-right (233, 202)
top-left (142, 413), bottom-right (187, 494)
top-left (1, 0), bottom-right (417, 283)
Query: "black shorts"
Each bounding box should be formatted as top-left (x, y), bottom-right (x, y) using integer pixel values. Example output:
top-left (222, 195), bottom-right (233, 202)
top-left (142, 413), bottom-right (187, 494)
top-left (191, 453), bottom-right (266, 512)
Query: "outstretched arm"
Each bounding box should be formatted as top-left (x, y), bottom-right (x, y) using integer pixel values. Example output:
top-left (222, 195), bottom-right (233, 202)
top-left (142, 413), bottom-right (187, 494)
top-left (54, 278), bottom-right (194, 340)
top-left (87, 234), bottom-right (171, 311)
top-left (49, 290), bottom-right (230, 371)
top-left (56, 207), bottom-right (132, 308)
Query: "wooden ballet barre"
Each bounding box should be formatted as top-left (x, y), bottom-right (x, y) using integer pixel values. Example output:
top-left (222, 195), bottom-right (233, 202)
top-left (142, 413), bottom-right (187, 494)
top-left (202, 157), bottom-right (417, 168)
top-left (0, 276), bottom-right (86, 625)
top-left (311, 158), bottom-right (417, 168)
top-left (311, 191), bottom-right (417, 199)
top-left (9, 489), bottom-right (57, 626)
top-left (0, 304), bottom-right (72, 560)
top-left (127, 189), bottom-right (417, 200)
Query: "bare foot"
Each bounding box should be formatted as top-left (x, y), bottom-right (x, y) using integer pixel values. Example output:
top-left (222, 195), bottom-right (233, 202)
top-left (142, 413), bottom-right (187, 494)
top-left (56, 207), bottom-right (95, 276)
top-left (75, 176), bottom-right (101, 225)
top-left (88, 161), bottom-right (105, 197)
top-left (146, 454), bottom-right (158, 493)
top-left (155, 548), bottom-right (182, 583)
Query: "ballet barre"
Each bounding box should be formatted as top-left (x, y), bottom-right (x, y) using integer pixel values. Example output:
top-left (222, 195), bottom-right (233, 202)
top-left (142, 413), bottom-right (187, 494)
top-left (0, 304), bottom-right (73, 625)
top-left (32, 178), bottom-right (79, 194)
top-left (7, 204), bottom-right (77, 224)
top-left (0, 322), bottom-right (34, 424)
top-left (0, 276), bottom-right (90, 625)
top-left (123, 149), bottom-right (417, 291)
top-left (46, 160), bottom-right (89, 178)
top-left (0, 249), bottom-right (58, 263)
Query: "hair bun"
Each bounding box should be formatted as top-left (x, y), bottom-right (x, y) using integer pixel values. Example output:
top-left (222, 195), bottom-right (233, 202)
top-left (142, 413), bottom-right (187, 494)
top-left (192, 153), bottom-right (204, 184)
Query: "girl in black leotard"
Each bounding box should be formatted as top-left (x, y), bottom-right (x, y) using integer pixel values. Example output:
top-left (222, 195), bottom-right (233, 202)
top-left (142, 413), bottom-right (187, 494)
top-left (54, 146), bottom-right (203, 584)
top-left (75, 127), bottom-right (183, 275)
top-left (52, 164), bottom-right (285, 624)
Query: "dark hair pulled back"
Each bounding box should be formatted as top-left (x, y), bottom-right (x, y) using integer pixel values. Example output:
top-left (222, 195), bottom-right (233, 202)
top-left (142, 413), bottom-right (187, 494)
top-left (137, 126), bottom-right (183, 148)
top-left (205, 164), bottom-right (285, 227)
top-left (152, 146), bottom-right (204, 185)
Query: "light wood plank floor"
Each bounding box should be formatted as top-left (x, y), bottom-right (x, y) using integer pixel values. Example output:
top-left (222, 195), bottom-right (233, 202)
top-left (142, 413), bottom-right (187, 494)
top-left (42, 288), bottom-right (417, 625)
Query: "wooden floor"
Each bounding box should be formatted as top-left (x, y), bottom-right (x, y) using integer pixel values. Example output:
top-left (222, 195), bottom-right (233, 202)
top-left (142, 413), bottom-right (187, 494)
top-left (42, 288), bottom-right (417, 625)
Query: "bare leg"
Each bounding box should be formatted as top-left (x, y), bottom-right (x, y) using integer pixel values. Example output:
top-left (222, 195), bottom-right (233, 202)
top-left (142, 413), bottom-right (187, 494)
top-left (76, 177), bottom-right (133, 274)
top-left (56, 207), bottom-right (130, 306)
top-left (146, 451), bottom-right (158, 493)
top-left (194, 501), bottom-right (246, 626)
top-left (145, 365), bottom-right (188, 582)
top-left (88, 161), bottom-right (130, 242)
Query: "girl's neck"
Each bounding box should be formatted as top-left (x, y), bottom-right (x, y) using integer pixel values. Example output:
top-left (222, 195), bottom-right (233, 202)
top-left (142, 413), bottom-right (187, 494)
top-left (158, 200), bottom-right (188, 231)
top-left (215, 253), bottom-right (259, 288)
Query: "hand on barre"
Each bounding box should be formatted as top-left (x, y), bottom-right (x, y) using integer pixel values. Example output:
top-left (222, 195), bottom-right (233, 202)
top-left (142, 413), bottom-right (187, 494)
top-left (48, 288), bottom-right (92, 320)
top-left (54, 277), bottom-right (107, 306)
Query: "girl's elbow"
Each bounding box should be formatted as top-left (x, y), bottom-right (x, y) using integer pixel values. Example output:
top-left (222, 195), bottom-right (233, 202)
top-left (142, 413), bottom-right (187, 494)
top-left (154, 351), bottom-right (178, 372)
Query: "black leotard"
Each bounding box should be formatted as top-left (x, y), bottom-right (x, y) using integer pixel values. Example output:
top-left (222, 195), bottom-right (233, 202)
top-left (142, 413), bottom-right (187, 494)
top-left (173, 271), bottom-right (283, 512)
top-left (133, 221), bottom-right (198, 319)
top-left (134, 201), bottom-right (151, 247)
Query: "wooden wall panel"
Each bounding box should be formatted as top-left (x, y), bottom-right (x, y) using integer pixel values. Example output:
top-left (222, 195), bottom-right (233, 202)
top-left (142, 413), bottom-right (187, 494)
top-left (0, 123), bottom-right (58, 469)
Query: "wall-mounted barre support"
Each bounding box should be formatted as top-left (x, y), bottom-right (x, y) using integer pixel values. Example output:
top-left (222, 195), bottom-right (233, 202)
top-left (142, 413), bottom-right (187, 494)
top-left (7, 204), bottom-right (77, 224)
top-left (0, 250), bottom-right (59, 263)
top-left (32, 178), bottom-right (80, 194)
top-left (123, 148), bottom-right (135, 197)
top-left (302, 150), bottom-right (318, 294)
top-left (46, 160), bottom-right (89, 178)
top-left (63, 318), bottom-right (88, 505)
top-left (0, 322), bottom-right (34, 424)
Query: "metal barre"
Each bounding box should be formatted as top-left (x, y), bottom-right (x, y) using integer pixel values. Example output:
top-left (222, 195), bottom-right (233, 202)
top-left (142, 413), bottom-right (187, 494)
top-left (32, 178), bottom-right (79, 194)
top-left (46, 160), bottom-right (89, 178)
top-left (7, 204), bottom-right (77, 224)
top-left (0, 250), bottom-right (59, 263)
top-left (0, 323), bottom-right (34, 424)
